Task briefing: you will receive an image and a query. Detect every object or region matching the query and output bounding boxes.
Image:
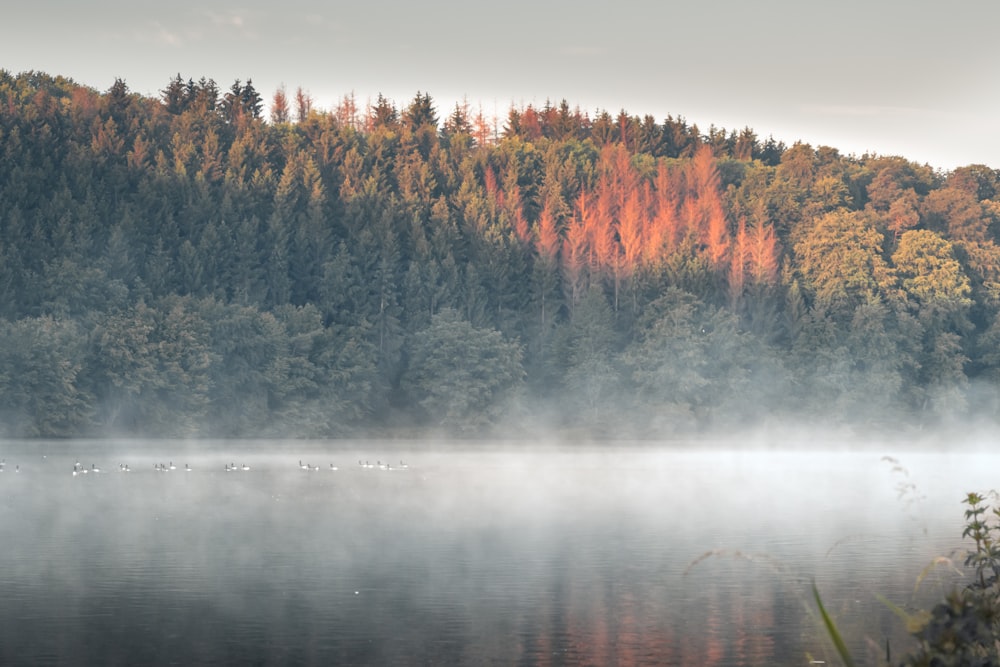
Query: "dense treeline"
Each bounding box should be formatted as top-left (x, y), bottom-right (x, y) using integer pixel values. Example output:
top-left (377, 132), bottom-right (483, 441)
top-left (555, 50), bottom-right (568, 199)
top-left (1, 70), bottom-right (999, 437)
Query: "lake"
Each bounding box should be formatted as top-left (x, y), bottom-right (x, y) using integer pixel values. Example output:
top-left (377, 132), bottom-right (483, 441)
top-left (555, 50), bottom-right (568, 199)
top-left (0, 438), bottom-right (988, 665)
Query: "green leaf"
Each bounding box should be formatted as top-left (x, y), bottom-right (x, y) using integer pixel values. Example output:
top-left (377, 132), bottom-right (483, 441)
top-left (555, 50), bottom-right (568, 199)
top-left (812, 582), bottom-right (856, 667)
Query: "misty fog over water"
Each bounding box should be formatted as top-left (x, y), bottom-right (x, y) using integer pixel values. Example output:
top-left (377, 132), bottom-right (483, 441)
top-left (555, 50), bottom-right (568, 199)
top-left (0, 438), bottom-right (989, 665)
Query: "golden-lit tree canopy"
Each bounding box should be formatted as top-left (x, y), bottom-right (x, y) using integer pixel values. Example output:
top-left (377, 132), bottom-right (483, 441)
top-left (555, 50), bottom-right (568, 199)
top-left (794, 210), bottom-right (896, 314)
top-left (892, 229), bottom-right (971, 306)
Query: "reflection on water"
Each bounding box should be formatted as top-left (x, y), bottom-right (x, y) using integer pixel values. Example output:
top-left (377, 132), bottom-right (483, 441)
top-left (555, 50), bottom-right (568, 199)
top-left (0, 440), bottom-right (984, 665)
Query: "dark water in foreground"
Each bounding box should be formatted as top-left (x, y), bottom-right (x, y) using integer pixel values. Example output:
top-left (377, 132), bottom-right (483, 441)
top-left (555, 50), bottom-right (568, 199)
top-left (0, 440), bottom-right (986, 665)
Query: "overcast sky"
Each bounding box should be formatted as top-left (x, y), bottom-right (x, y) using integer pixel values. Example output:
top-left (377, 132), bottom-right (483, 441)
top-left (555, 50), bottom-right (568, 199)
top-left (3, 0), bottom-right (998, 171)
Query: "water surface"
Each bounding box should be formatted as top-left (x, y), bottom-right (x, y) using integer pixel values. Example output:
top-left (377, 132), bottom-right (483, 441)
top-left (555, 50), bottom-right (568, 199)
top-left (0, 440), bottom-right (985, 665)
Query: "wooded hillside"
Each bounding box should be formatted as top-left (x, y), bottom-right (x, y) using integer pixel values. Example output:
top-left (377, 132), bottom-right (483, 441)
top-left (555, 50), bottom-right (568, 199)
top-left (1, 70), bottom-right (998, 437)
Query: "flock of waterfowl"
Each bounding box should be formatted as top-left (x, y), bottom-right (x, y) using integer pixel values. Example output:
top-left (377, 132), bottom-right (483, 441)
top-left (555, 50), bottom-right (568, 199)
top-left (0, 457), bottom-right (410, 475)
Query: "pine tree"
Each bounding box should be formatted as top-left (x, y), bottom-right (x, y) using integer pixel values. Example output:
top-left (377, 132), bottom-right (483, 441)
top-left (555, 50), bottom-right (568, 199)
top-left (270, 84), bottom-right (290, 124)
top-left (161, 74), bottom-right (188, 114)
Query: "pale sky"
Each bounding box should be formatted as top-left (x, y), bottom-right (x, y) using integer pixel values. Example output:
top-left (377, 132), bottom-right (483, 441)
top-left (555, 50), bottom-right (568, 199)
top-left (3, 0), bottom-right (998, 171)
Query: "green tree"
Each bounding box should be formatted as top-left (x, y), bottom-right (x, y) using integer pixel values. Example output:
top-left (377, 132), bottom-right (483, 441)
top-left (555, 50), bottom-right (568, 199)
top-left (400, 309), bottom-right (524, 431)
top-left (0, 316), bottom-right (92, 436)
top-left (891, 229), bottom-right (974, 418)
top-left (920, 331), bottom-right (969, 421)
top-left (267, 304), bottom-right (376, 435)
top-left (199, 299), bottom-right (286, 436)
top-left (148, 296), bottom-right (213, 434)
top-left (86, 303), bottom-right (157, 431)
top-left (841, 299), bottom-right (913, 424)
top-left (558, 286), bottom-right (621, 428)
top-left (626, 288), bottom-right (767, 433)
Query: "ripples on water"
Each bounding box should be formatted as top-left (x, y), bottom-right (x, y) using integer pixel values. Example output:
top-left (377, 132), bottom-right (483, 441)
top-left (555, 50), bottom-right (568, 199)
top-left (0, 441), bottom-right (984, 665)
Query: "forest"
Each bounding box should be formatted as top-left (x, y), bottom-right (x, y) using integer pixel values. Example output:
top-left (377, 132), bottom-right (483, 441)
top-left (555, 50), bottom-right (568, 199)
top-left (1, 70), bottom-right (999, 438)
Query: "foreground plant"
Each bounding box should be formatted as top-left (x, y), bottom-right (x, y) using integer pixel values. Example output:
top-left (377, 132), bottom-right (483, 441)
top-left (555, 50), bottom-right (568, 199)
top-left (813, 493), bottom-right (1000, 667)
top-left (815, 491), bottom-right (1000, 666)
top-left (899, 492), bottom-right (1000, 666)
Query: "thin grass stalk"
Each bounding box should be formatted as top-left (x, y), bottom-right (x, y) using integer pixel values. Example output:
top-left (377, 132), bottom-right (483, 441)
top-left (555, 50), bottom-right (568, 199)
top-left (812, 581), bottom-right (857, 667)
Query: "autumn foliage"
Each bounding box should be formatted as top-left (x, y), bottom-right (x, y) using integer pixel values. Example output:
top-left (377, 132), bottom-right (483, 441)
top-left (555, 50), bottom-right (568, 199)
top-left (492, 143), bottom-right (780, 309)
